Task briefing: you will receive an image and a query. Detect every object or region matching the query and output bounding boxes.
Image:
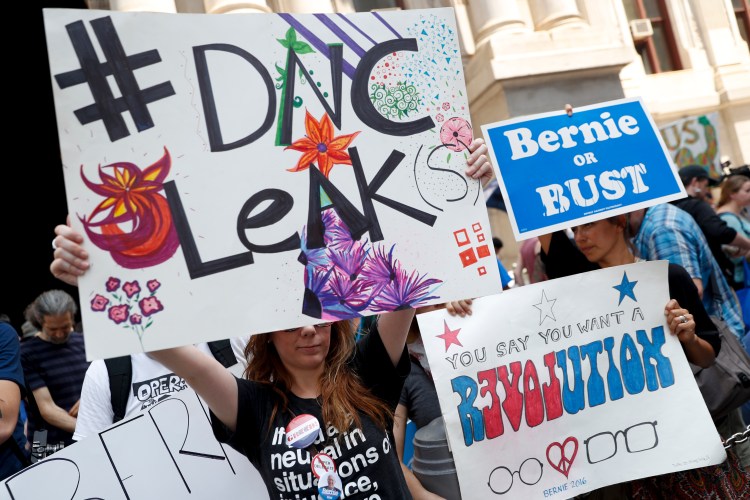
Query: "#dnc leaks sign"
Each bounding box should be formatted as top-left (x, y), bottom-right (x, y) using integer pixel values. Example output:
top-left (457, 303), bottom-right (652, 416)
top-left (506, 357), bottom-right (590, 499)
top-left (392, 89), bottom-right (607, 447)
top-left (417, 261), bottom-right (725, 499)
top-left (482, 98), bottom-right (686, 240)
top-left (43, 8), bottom-right (500, 359)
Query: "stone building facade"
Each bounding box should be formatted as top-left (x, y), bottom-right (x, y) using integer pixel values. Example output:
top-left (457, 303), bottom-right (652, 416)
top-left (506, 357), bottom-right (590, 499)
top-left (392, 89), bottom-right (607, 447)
top-left (82, 0), bottom-right (750, 268)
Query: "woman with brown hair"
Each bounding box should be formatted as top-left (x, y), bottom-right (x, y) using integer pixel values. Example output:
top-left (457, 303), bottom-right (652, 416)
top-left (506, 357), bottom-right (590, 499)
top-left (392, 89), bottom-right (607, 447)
top-left (717, 174), bottom-right (750, 290)
top-left (50, 139), bottom-right (495, 500)
top-left (539, 214), bottom-right (750, 498)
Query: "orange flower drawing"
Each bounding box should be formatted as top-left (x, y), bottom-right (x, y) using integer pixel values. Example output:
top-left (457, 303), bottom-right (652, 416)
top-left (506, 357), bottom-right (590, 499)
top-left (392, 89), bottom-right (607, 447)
top-left (285, 111), bottom-right (360, 178)
top-left (79, 147), bottom-right (179, 269)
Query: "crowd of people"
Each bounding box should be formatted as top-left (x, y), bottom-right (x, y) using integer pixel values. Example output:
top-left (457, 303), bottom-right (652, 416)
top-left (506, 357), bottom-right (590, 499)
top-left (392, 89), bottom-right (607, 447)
top-left (3, 153), bottom-right (750, 500)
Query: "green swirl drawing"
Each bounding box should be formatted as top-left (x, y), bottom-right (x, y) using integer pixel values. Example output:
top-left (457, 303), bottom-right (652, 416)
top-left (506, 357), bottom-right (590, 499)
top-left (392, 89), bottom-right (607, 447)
top-left (369, 82), bottom-right (420, 120)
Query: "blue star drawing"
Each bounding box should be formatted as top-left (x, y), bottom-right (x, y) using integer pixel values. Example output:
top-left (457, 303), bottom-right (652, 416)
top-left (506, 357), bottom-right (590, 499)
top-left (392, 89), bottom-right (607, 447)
top-left (533, 290), bottom-right (557, 325)
top-left (613, 272), bottom-right (638, 305)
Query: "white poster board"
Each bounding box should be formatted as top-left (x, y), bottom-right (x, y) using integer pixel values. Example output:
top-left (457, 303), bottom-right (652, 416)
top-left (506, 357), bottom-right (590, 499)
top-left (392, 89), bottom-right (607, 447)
top-left (417, 261), bottom-right (725, 499)
top-left (0, 389), bottom-right (268, 500)
top-left (43, 7), bottom-right (501, 360)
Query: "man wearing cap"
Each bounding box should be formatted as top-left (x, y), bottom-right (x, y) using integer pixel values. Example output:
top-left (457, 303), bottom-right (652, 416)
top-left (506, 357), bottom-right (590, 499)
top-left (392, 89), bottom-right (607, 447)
top-left (672, 164), bottom-right (750, 287)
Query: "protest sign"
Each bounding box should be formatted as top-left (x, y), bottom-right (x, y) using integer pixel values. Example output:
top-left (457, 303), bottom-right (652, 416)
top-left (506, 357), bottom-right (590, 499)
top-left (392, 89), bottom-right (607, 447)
top-left (0, 388), bottom-right (268, 500)
top-left (43, 7), bottom-right (500, 359)
top-left (482, 98), bottom-right (686, 240)
top-left (417, 261), bottom-right (725, 499)
top-left (659, 112), bottom-right (723, 181)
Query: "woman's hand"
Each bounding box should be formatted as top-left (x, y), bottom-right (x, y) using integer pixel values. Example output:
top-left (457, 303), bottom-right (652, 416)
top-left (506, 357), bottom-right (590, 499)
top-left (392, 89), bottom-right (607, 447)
top-left (664, 299), bottom-right (715, 368)
top-left (465, 138), bottom-right (494, 187)
top-left (51, 216), bottom-right (90, 287)
top-left (446, 299), bottom-right (473, 318)
top-left (664, 299), bottom-right (697, 345)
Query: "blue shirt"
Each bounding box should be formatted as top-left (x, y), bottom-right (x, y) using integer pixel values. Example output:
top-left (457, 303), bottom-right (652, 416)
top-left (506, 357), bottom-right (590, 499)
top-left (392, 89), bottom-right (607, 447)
top-left (0, 322), bottom-right (28, 480)
top-left (634, 203), bottom-right (745, 338)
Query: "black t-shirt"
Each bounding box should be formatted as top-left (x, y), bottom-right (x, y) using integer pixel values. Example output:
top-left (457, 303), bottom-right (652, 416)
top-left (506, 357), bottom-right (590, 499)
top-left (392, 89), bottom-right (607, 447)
top-left (212, 326), bottom-right (412, 500)
top-left (672, 197), bottom-right (736, 285)
top-left (541, 231), bottom-right (721, 356)
top-left (399, 358), bottom-right (442, 429)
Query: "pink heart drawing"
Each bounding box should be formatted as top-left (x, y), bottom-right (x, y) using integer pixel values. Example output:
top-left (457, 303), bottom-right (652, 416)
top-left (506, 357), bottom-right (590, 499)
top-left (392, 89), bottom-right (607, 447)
top-left (546, 437), bottom-right (578, 478)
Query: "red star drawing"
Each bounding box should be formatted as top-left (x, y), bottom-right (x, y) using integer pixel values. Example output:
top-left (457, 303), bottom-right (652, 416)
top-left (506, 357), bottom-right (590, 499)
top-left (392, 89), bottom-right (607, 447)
top-left (437, 319), bottom-right (463, 352)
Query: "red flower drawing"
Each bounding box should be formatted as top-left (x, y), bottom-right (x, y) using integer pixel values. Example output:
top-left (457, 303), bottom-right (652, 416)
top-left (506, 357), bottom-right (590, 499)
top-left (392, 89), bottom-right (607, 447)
top-left (285, 111), bottom-right (360, 178)
top-left (79, 148), bottom-right (180, 269)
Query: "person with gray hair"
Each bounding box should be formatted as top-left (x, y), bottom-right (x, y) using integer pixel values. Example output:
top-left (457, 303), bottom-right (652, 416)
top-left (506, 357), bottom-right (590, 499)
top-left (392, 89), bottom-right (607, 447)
top-left (20, 290), bottom-right (89, 447)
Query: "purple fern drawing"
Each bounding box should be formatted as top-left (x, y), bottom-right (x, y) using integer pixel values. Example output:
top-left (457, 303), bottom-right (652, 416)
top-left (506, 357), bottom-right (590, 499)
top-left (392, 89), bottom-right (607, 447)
top-left (300, 209), bottom-right (442, 319)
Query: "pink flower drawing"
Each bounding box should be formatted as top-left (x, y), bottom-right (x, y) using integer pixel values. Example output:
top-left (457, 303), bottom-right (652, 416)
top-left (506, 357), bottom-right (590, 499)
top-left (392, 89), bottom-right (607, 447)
top-left (123, 281), bottom-right (141, 298)
top-left (441, 102), bottom-right (450, 111)
top-left (91, 276), bottom-right (165, 350)
top-left (106, 277), bottom-right (121, 292)
top-left (139, 296), bottom-right (164, 317)
top-left (440, 117), bottom-right (473, 152)
top-left (91, 294), bottom-right (110, 312)
top-left (435, 113), bottom-right (444, 122)
top-left (108, 304), bottom-right (130, 324)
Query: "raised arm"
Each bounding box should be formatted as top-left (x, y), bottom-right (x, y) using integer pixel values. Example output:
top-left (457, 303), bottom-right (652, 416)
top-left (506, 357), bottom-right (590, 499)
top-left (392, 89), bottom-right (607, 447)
top-left (149, 346), bottom-right (239, 431)
top-left (377, 309), bottom-right (416, 367)
top-left (50, 222), bottom-right (241, 432)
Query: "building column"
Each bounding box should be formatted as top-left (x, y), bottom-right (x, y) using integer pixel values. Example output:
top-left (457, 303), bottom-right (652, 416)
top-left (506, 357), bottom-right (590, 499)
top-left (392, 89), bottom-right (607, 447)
top-left (203, 0), bottom-right (272, 14)
top-left (468, 0), bottom-right (530, 46)
top-left (528, 0), bottom-right (586, 31)
top-left (109, 0), bottom-right (176, 11)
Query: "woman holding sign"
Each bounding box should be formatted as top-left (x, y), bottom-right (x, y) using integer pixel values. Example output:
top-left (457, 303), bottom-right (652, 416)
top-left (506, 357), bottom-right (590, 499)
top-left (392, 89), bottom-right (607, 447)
top-left (49, 139), bottom-right (494, 500)
top-left (539, 216), bottom-right (718, 367)
top-left (539, 216), bottom-right (750, 497)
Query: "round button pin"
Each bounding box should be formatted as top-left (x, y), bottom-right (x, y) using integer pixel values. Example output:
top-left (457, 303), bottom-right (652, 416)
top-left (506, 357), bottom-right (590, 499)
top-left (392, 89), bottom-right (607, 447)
top-left (285, 414), bottom-right (320, 449)
top-left (311, 452), bottom-right (336, 478)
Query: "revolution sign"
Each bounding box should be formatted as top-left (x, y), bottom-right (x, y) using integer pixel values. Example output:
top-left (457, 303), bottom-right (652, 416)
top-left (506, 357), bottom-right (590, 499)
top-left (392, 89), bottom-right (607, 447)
top-left (43, 8), bottom-right (500, 359)
top-left (482, 98), bottom-right (686, 240)
top-left (417, 261), bottom-right (725, 499)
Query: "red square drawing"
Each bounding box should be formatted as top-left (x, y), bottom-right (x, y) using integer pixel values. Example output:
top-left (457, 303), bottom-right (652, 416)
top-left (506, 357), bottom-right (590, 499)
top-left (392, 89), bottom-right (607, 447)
top-left (476, 245), bottom-right (491, 258)
top-left (453, 229), bottom-right (470, 247)
top-left (459, 248), bottom-right (477, 267)
top-left (477, 233), bottom-right (485, 242)
top-left (472, 222), bottom-right (482, 233)
top-left (478, 266), bottom-right (487, 276)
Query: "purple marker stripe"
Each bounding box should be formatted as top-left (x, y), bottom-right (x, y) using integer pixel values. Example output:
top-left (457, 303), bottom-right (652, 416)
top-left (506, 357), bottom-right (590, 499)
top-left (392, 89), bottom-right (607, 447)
top-left (278, 13), bottom-right (356, 79)
top-left (314, 14), bottom-right (366, 57)
top-left (372, 11), bottom-right (402, 39)
top-left (336, 13), bottom-right (378, 46)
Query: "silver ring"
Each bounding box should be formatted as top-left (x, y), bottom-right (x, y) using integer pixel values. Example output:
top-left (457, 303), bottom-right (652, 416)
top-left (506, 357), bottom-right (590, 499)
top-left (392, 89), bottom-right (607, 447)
top-left (51, 237), bottom-right (57, 250)
top-left (678, 315), bottom-right (688, 324)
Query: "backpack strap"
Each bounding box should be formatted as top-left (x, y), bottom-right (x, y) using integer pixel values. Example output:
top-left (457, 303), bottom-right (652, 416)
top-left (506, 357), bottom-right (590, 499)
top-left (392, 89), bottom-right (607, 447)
top-left (208, 339), bottom-right (238, 368)
top-left (104, 356), bottom-right (133, 423)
